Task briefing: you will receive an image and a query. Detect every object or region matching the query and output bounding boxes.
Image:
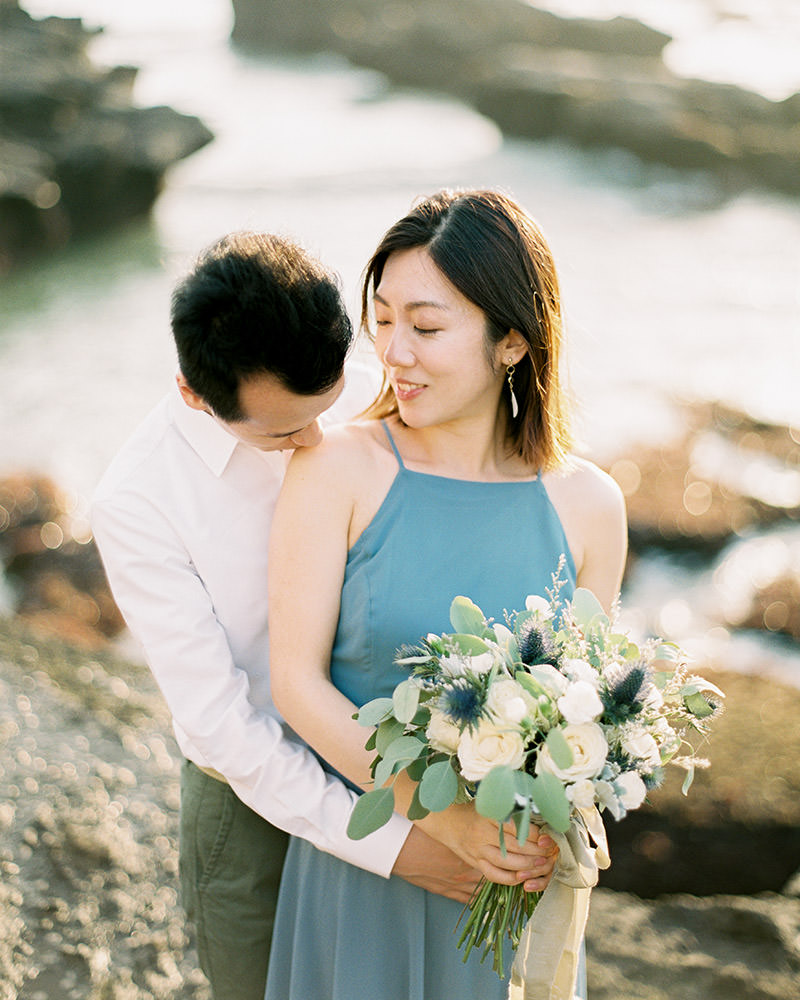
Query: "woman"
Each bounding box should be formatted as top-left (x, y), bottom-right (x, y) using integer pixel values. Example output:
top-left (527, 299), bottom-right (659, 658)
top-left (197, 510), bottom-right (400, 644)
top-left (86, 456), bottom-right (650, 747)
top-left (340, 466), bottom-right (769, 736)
top-left (266, 189), bottom-right (627, 999)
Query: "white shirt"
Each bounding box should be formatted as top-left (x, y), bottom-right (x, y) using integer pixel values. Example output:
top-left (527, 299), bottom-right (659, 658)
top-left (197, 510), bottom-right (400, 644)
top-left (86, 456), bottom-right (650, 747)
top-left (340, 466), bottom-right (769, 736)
top-left (91, 365), bottom-right (410, 878)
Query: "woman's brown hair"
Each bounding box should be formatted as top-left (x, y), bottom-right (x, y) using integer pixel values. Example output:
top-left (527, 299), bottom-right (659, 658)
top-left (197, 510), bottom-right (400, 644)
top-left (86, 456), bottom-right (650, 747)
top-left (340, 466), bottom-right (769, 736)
top-left (360, 189), bottom-right (572, 471)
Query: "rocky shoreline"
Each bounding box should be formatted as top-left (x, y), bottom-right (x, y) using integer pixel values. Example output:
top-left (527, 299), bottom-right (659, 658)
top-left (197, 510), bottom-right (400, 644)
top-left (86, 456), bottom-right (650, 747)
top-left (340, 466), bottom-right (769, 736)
top-left (230, 0), bottom-right (800, 198)
top-left (1, 617), bottom-right (798, 999)
top-left (0, 1), bottom-right (213, 272)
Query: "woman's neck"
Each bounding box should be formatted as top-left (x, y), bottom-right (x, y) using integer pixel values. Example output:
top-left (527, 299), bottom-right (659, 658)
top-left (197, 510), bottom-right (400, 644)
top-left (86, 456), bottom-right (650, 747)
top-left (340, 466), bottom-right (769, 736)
top-left (388, 414), bottom-right (532, 481)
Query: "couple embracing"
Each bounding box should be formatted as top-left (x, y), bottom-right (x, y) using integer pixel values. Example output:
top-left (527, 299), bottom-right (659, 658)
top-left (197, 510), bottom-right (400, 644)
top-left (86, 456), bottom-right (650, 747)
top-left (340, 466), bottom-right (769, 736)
top-left (92, 188), bottom-right (626, 1000)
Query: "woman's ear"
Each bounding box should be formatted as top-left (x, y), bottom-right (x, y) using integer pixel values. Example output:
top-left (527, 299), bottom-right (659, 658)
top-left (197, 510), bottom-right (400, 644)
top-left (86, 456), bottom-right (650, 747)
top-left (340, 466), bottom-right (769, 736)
top-left (500, 329), bottom-right (528, 367)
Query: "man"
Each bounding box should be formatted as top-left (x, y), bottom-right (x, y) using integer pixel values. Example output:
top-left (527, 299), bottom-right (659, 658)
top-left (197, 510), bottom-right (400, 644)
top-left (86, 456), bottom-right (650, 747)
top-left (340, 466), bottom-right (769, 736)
top-left (92, 232), bottom-right (555, 1000)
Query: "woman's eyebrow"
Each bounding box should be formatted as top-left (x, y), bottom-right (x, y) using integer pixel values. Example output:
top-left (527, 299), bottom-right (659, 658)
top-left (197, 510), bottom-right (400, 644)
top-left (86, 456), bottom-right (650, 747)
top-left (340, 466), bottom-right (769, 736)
top-left (373, 291), bottom-right (448, 310)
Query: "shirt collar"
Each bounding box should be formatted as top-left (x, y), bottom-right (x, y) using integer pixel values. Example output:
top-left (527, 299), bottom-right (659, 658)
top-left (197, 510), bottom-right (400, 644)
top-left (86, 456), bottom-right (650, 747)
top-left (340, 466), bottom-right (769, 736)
top-left (169, 383), bottom-right (239, 477)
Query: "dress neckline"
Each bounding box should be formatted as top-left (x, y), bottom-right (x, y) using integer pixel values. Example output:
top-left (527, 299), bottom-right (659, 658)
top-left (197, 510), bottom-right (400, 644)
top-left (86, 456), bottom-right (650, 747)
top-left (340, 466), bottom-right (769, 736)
top-left (380, 420), bottom-right (541, 486)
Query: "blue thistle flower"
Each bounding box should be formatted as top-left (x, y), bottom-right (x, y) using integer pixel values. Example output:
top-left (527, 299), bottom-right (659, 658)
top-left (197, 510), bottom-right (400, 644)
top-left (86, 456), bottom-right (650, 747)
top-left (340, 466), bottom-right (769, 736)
top-left (440, 679), bottom-right (485, 729)
top-left (601, 661), bottom-right (650, 724)
top-left (517, 619), bottom-right (561, 667)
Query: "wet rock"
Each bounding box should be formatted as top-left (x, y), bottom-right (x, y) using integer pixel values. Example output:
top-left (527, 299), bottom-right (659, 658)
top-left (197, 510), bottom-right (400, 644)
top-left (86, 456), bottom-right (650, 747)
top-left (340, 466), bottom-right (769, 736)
top-left (0, 1), bottom-right (213, 272)
top-left (0, 473), bottom-right (125, 647)
top-left (605, 402), bottom-right (800, 555)
top-left (229, 0), bottom-right (800, 196)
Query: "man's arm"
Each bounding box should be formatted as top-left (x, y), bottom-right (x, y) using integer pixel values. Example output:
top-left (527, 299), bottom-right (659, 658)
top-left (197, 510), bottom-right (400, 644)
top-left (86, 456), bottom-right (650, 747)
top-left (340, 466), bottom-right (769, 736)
top-left (91, 488), bottom-right (410, 878)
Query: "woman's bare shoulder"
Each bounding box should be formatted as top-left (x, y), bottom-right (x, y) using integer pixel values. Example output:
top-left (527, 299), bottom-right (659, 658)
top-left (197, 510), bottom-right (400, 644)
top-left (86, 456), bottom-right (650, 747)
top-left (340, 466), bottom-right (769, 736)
top-left (284, 419), bottom-right (392, 484)
top-left (545, 455), bottom-right (621, 500)
top-left (542, 455), bottom-right (626, 533)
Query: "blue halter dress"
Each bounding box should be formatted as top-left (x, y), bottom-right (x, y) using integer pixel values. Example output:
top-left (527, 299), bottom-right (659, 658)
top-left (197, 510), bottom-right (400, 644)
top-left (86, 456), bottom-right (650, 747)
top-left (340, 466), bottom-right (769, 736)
top-left (265, 423), bottom-right (584, 1000)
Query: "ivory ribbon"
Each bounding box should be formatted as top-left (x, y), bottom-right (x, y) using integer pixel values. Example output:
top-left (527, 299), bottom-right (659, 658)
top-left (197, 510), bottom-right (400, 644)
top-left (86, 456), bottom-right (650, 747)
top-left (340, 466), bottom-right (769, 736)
top-left (507, 807), bottom-right (610, 1000)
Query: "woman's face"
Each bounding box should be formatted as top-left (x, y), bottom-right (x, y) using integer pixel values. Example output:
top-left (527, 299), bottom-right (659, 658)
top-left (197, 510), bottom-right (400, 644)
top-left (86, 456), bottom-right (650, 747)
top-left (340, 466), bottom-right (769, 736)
top-left (372, 247), bottom-right (507, 429)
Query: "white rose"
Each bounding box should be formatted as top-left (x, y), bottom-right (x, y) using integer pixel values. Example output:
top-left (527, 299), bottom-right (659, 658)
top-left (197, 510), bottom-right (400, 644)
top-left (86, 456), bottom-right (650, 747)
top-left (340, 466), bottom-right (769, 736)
top-left (486, 678), bottom-right (530, 727)
top-left (457, 719), bottom-right (526, 782)
top-left (525, 595), bottom-right (553, 618)
top-left (557, 681), bottom-right (604, 725)
top-left (565, 778), bottom-right (597, 809)
top-left (622, 728), bottom-right (662, 770)
top-left (562, 658), bottom-right (601, 688)
top-left (615, 771), bottom-right (647, 811)
top-left (536, 723), bottom-right (608, 782)
top-left (426, 708), bottom-right (461, 754)
top-left (469, 651), bottom-right (496, 675)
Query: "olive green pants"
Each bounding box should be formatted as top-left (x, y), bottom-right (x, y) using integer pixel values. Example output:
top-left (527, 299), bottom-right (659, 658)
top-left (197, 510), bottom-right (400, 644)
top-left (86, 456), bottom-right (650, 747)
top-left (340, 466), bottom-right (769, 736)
top-left (179, 760), bottom-right (289, 1000)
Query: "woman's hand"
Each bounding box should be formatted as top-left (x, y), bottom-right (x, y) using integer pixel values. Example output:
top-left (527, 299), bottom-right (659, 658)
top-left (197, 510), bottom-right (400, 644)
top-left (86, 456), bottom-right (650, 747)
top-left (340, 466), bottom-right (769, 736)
top-left (417, 802), bottom-right (559, 891)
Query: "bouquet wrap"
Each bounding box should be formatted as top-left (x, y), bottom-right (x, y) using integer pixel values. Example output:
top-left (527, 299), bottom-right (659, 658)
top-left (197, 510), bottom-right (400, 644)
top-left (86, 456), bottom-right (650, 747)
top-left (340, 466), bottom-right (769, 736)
top-left (508, 806), bottom-right (609, 1000)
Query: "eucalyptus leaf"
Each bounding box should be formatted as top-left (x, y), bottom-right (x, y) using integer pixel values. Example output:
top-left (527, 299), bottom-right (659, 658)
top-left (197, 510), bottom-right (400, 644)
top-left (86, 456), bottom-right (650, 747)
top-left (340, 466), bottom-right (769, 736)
top-left (513, 770), bottom-right (536, 799)
top-left (419, 760), bottom-right (459, 812)
top-left (365, 730), bottom-right (377, 752)
top-left (376, 718), bottom-right (407, 757)
top-left (392, 679), bottom-right (421, 723)
top-left (515, 671), bottom-right (549, 701)
top-left (530, 772), bottom-right (571, 833)
top-left (475, 765), bottom-right (517, 822)
top-left (513, 805), bottom-right (531, 847)
top-left (347, 787), bottom-right (395, 839)
top-left (681, 764), bottom-right (695, 796)
top-left (545, 728), bottom-right (574, 770)
top-left (406, 755), bottom-right (428, 782)
top-left (355, 697), bottom-right (395, 727)
top-left (450, 596), bottom-right (486, 635)
top-left (570, 588), bottom-right (607, 629)
top-left (682, 687), bottom-right (715, 718)
top-left (449, 634), bottom-right (491, 656)
top-left (407, 783), bottom-right (430, 821)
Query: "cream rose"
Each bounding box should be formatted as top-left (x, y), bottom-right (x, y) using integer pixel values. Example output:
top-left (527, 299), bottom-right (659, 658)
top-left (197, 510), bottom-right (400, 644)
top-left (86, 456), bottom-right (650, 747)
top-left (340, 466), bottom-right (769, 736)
top-left (536, 722), bottom-right (608, 782)
top-left (615, 771), bottom-right (647, 811)
top-left (426, 708), bottom-right (462, 754)
top-left (565, 778), bottom-right (597, 809)
top-left (562, 657), bottom-right (601, 688)
top-left (622, 728), bottom-right (661, 770)
top-left (457, 719), bottom-right (526, 782)
top-left (486, 678), bottom-right (531, 727)
top-left (557, 680), bottom-right (604, 724)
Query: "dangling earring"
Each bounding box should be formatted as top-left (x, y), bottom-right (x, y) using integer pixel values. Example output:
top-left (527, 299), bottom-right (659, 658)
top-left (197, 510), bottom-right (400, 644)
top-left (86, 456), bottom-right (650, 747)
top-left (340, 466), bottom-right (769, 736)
top-left (506, 363), bottom-right (519, 419)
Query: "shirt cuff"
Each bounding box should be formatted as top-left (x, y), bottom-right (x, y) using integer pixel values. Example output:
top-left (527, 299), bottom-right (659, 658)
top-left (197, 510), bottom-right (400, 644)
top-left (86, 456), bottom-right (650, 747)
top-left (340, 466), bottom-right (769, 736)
top-left (329, 810), bottom-right (412, 879)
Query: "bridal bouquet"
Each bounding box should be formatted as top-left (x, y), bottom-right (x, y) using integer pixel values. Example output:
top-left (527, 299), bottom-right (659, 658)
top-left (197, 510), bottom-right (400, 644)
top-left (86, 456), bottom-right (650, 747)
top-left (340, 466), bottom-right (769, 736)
top-left (347, 580), bottom-right (724, 978)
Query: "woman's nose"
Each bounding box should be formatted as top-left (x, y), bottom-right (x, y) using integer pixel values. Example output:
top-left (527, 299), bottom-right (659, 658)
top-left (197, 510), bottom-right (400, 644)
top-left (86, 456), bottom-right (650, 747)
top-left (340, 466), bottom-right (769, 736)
top-left (381, 327), bottom-right (414, 369)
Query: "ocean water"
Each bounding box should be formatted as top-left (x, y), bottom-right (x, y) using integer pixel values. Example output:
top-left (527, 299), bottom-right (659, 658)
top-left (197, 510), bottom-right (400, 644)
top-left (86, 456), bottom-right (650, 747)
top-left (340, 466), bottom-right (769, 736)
top-left (3, 0), bottom-right (800, 678)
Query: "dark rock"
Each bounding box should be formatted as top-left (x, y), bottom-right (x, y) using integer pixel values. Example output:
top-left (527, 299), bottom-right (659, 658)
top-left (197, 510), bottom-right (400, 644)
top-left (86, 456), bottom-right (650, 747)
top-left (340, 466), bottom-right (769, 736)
top-left (0, 1), bottom-right (213, 272)
top-left (0, 474), bottom-right (125, 646)
top-left (229, 0), bottom-right (800, 196)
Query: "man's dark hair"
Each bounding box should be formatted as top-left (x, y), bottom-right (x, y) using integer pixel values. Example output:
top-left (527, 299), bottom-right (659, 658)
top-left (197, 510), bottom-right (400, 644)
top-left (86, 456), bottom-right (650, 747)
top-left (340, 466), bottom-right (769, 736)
top-left (171, 231), bottom-right (352, 421)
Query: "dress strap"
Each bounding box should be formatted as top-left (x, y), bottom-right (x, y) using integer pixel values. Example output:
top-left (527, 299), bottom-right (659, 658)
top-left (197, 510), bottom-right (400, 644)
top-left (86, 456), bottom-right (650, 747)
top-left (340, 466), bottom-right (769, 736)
top-left (381, 421), bottom-right (406, 469)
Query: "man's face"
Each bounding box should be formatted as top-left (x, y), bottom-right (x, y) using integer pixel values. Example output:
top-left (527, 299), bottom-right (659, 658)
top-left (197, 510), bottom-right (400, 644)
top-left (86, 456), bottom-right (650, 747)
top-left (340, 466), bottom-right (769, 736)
top-left (178, 371), bottom-right (344, 452)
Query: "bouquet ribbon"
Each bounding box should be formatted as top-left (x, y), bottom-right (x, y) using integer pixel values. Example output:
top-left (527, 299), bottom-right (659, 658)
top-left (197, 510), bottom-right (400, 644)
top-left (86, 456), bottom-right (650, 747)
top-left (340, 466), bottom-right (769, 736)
top-left (507, 806), bottom-right (610, 1000)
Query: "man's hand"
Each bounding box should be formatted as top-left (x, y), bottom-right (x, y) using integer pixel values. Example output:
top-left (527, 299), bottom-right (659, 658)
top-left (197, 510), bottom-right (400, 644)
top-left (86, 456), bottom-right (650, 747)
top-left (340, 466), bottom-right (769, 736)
top-left (391, 827), bottom-right (480, 904)
top-left (417, 803), bottom-right (559, 892)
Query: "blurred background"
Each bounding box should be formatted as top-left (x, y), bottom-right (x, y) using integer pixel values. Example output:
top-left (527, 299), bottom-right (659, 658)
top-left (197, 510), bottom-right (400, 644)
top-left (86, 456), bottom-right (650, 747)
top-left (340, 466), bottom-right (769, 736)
top-left (1, 3), bottom-right (799, 997)
top-left (1, 0), bottom-right (798, 677)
